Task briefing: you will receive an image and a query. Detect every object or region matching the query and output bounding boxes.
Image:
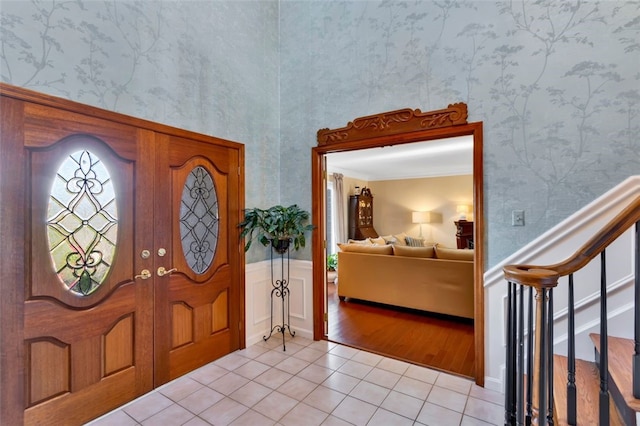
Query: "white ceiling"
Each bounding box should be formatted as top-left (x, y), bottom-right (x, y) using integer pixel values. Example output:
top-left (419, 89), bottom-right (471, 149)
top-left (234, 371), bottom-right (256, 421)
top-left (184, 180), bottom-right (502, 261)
top-left (326, 135), bottom-right (473, 181)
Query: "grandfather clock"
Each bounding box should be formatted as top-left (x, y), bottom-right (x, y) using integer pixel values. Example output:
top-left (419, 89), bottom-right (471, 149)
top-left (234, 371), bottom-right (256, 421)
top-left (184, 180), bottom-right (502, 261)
top-left (348, 188), bottom-right (379, 240)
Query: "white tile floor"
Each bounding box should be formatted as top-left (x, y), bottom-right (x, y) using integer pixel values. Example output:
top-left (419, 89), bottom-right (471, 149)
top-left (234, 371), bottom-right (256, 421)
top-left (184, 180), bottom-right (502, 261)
top-left (88, 336), bottom-right (503, 426)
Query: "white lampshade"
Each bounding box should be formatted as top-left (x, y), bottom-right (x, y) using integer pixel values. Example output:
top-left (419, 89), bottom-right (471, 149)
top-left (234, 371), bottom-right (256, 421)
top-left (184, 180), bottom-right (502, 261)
top-left (412, 211), bottom-right (442, 224)
top-left (412, 211), bottom-right (442, 238)
top-left (456, 205), bottom-right (470, 214)
top-left (412, 211), bottom-right (432, 224)
top-left (456, 204), bottom-right (470, 220)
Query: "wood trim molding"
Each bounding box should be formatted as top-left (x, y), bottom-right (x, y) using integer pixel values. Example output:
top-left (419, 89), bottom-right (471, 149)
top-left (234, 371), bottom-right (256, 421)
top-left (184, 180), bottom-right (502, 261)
top-left (0, 83), bottom-right (242, 149)
top-left (317, 103), bottom-right (468, 145)
top-left (504, 195), bottom-right (640, 287)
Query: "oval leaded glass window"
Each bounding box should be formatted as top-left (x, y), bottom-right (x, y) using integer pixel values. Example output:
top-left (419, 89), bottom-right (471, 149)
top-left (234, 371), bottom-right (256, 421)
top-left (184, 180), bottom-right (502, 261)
top-left (47, 150), bottom-right (118, 296)
top-left (180, 166), bottom-right (219, 274)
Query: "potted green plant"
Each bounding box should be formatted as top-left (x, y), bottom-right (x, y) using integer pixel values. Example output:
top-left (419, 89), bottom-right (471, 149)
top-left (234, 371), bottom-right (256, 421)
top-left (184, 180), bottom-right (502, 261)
top-left (326, 252), bottom-right (338, 284)
top-left (327, 253), bottom-right (338, 271)
top-left (238, 204), bottom-right (315, 253)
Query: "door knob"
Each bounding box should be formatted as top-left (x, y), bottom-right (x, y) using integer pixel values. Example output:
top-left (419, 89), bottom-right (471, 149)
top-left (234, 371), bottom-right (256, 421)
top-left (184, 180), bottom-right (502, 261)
top-left (134, 269), bottom-right (151, 280)
top-left (157, 266), bottom-right (177, 277)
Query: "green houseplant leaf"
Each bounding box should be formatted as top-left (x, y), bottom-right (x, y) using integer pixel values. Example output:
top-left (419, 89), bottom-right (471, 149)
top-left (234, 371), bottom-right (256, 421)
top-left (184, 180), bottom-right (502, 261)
top-left (238, 204), bottom-right (315, 252)
top-left (327, 253), bottom-right (338, 271)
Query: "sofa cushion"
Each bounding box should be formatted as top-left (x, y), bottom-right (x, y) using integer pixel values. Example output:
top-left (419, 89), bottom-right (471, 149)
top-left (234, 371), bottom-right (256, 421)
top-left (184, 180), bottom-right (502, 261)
top-left (393, 245), bottom-right (435, 258)
top-left (338, 243), bottom-right (394, 255)
top-left (405, 236), bottom-right (424, 247)
top-left (435, 246), bottom-right (474, 261)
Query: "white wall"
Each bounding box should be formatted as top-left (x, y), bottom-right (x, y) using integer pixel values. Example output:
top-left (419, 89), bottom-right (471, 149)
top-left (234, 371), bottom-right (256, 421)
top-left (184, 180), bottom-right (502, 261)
top-left (370, 175), bottom-right (473, 248)
top-left (483, 176), bottom-right (640, 393)
top-left (329, 173), bottom-right (473, 248)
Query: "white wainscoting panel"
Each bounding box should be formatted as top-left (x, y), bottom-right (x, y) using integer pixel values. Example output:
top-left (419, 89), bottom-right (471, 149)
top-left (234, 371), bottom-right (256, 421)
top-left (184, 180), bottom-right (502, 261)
top-left (245, 259), bottom-right (314, 347)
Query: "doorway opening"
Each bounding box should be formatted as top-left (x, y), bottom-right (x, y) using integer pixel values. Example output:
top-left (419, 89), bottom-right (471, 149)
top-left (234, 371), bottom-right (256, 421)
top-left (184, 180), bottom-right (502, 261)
top-left (310, 103), bottom-right (485, 386)
top-left (325, 140), bottom-right (475, 377)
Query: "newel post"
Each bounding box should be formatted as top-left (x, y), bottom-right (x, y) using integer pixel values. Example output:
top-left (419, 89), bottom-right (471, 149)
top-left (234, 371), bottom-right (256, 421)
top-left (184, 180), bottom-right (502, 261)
top-left (634, 221), bottom-right (640, 399)
top-left (532, 284), bottom-right (557, 425)
top-left (504, 266), bottom-right (559, 426)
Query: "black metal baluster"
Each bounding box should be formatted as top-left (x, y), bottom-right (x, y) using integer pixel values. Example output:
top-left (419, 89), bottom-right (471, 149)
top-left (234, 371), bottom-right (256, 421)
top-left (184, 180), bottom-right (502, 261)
top-left (634, 221), bottom-right (640, 399)
top-left (599, 250), bottom-right (610, 425)
top-left (526, 286), bottom-right (534, 426)
top-left (517, 284), bottom-right (525, 425)
top-left (506, 281), bottom-right (516, 425)
top-left (567, 274), bottom-right (577, 425)
top-left (547, 288), bottom-right (554, 425)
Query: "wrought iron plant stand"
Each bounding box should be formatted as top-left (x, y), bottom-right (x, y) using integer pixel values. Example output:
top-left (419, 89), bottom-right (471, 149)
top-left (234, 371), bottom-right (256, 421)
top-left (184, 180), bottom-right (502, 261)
top-left (263, 238), bottom-right (295, 350)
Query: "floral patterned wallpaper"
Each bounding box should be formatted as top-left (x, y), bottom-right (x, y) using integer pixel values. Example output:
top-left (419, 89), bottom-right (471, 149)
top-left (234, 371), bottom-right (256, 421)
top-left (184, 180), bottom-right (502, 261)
top-left (2, 1), bottom-right (638, 266)
top-left (280, 0), bottom-right (639, 266)
top-left (1, 0), bottom-right (280, 262)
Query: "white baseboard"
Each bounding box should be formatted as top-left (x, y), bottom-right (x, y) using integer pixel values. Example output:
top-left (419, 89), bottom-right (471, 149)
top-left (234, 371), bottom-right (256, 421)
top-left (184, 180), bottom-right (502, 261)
top-left (484, 375), bottom-right (504, 394)
top-left (246, 328), bottom-right (314, 348)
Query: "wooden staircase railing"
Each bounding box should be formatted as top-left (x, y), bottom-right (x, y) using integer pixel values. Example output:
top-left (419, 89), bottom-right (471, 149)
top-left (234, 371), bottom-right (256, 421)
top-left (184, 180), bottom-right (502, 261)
top-left (503, 196), bottom-right (640, 425)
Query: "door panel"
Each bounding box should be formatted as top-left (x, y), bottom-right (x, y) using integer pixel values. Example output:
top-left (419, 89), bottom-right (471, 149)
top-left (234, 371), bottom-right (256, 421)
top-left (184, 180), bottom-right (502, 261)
top-left (23, 113), bottom-right (155, 425)
top-left (154, 134), bottom-right (241, 385)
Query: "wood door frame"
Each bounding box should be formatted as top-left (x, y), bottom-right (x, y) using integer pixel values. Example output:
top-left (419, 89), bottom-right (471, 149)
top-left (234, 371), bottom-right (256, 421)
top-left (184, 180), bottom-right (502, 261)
top-left (1, 89), bottom-right (28, 426)
top-left (310, 103), bottom-right (485, 386)
top-left (0, 83), bottom-right (246, 424)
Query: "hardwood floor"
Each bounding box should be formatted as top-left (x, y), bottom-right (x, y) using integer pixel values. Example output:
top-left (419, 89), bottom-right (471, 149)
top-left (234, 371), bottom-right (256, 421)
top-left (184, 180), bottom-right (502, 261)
top-left (327, 282), bottom-right (475, 378)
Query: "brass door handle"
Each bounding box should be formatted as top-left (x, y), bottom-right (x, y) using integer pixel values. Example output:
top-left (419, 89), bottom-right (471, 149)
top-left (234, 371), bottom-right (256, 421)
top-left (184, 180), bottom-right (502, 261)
top-left (134, 269), bottom-right (151, 280)
top-left (157, 266), bottom-right (177, 277)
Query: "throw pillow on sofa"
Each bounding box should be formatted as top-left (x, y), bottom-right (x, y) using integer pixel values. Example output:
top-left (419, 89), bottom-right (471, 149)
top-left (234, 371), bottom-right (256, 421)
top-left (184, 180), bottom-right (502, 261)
top-left (393, 232), bottom-right (408, 245)
top-left (337, 243), bottom-right (394, 255)
top-left (381, 235), bottom-right (398, 244)
top-left (368, 236), bottom-right (386, 245)
top-left (392, 245), bottom-right (435, 258)
top-left (405, 236), bottom-right (424, 247)
top-left (347, 238), bottom-right (371, 245)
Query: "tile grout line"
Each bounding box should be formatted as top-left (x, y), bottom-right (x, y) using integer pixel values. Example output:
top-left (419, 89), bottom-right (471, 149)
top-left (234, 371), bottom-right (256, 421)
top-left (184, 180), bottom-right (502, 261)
top-left (89, 337), bottom-right (503, 425)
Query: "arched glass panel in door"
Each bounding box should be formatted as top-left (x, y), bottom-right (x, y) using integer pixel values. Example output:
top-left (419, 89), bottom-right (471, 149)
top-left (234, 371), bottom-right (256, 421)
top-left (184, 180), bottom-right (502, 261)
top-left (47, 149), bottom-right (118, 296)
top-left (179, 166), bottom-right (219, 274)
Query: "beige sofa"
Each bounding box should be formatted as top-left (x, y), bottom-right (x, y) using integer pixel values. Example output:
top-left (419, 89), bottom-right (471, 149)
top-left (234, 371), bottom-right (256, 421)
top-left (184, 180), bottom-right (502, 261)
top-left (336, 243), bottom-right (474, 319)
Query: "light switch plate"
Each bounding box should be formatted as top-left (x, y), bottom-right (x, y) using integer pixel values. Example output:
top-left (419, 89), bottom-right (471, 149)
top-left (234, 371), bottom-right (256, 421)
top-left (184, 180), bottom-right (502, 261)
top-left (512, 210), bottom-right (525, 226)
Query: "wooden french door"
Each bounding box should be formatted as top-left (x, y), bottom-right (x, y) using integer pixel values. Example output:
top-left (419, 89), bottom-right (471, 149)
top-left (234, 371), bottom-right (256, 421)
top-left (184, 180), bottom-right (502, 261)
top-left (0, 84), bottom-right (244, 425)
top-left (153, 133), bottom-right (242, 385)
top-left (21, 102), bottom-right (156, 426)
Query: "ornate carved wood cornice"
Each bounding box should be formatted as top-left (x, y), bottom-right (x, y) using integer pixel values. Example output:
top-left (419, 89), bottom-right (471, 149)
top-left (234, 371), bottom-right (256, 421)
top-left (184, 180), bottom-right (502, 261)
top-left (316, 102), bottom-right (468, 145)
